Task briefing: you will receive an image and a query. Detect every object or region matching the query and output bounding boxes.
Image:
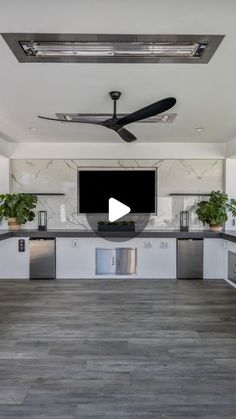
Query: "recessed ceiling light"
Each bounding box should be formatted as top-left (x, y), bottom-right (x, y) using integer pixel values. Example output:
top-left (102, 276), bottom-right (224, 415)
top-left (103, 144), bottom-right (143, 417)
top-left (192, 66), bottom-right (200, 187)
top-left (195, 127), bottom-right (204, 132)
top-left (29, 127), bottom-right (38, 131)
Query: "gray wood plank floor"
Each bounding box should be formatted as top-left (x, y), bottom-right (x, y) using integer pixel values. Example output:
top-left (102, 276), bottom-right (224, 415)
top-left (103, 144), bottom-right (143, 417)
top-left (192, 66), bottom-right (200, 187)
top-left (0, 278), bottom-right (236, 418)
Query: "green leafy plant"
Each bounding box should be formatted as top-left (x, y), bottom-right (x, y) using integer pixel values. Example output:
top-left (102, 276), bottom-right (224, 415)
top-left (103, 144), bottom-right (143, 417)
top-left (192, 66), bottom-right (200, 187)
top-left (0, 193), bottom-right (38, 224)
top-left (196, 191), bottom-right (236, 226)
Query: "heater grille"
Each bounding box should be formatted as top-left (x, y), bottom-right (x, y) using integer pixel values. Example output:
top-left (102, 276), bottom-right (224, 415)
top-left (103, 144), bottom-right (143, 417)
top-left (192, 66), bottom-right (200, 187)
top-left (56, 113), bottom-right (177, 123)
top-left (20, 41), bottom-right (206, 58)
top-left (1, 33), bottom-right (224, 63)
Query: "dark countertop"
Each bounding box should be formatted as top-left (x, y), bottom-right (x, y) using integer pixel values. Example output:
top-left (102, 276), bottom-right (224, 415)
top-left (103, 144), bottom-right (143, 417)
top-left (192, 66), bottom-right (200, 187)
top-left (221, 231), bottom-right (236, 242)
top-left (0, 228), bottom-right (226, 241)
top-left (0, 230), bottom-right (12, 241)
top-left (1, 228), bottom-right (236, 242)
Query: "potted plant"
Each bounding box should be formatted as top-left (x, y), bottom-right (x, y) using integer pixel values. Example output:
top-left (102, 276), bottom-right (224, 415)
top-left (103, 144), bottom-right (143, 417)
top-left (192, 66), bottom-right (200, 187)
top-left (98, 220), bottom-right (135, 232)
top-left (196, 191), bottom-right (236, 232)
top-left (0, 193), bottom-right (38, 230)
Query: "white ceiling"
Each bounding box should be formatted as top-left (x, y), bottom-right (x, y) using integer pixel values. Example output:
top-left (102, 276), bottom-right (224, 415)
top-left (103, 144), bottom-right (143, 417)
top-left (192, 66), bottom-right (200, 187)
top-left (0, 0), bottom-right (236, 144)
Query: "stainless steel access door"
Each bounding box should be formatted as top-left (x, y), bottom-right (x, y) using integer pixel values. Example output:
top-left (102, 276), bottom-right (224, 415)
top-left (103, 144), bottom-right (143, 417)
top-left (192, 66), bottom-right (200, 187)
top-left (95, 249), bottom-right (116, 274)
top-left (177, 239), bottom-right (203, 279)
top-left (116, 248), bottom-right (137, 275)
top-left (30, 238), bottom-right (56, 279)
top-left (95, 248), bottom-right (137, 275)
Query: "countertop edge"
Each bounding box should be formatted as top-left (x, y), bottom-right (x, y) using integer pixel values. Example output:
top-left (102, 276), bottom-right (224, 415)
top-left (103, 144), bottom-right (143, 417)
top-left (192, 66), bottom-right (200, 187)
top-left (1, 229), bottom-right (236, 242)
top-left (0, 229), bottom-right (223, 241)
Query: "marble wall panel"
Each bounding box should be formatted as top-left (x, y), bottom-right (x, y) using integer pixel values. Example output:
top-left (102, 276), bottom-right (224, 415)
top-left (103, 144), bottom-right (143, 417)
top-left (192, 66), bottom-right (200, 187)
top-left (10, 159), bottom-right (224, 230)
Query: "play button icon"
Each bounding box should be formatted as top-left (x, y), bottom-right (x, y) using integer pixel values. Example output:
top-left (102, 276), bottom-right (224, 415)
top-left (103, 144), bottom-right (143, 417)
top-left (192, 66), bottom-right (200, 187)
top-left (109, 198), bottom-right (130, 222)
top-left (85, 196), bottom-right (151, 242)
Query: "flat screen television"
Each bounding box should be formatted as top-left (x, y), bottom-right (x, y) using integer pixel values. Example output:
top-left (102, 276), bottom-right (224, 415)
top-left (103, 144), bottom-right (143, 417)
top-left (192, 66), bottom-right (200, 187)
top-left (78, 170), bottom-right (156, 214)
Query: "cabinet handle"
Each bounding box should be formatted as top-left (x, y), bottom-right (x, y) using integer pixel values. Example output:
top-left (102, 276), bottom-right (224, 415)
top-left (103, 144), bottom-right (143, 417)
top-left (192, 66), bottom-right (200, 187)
top-left (112, 256), bottom-right (115, 266)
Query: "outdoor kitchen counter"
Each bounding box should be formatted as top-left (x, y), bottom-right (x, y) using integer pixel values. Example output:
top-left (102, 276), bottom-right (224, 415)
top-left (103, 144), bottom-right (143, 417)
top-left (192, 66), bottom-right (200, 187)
top-left (0, 228), bottom-right (226, 241)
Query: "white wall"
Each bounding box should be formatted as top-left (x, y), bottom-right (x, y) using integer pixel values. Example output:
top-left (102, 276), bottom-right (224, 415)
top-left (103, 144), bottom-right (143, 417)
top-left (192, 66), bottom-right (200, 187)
top-left (10, 142), bottom-right (226, 160)
top-left (226, 137), bottom-right (236, 158)
top-left (225, 159), bottom-right (236, 230)
top-left (0, 158), bottom-right (10, 229)
top-left (0, 158), bottom-right (10, 193)
top-left (0, 138), bottom-right (11, 158)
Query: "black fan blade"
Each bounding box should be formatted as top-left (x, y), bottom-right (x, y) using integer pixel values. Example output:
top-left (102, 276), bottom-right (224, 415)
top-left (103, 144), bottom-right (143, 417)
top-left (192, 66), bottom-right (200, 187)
top-left (116, 127), bottom-right (137, 143)
top-left (113, 97), bottom-right (176, 128)
top-left (38, 116), bottom-right (103, 125)
top-left (38, 115), bottom-right (136, 142)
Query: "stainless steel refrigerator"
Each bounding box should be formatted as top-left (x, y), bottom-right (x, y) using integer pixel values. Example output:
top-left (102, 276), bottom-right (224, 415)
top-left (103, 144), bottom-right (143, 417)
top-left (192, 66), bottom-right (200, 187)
top-left (177, 239), bottom-right (203, 279)
top-left (30, 238), bottom-right (56, 279)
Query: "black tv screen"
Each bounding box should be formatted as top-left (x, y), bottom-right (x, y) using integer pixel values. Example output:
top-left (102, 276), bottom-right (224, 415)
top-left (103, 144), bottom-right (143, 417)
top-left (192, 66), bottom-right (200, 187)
top-left (78, 170), bottom-right (156, 214)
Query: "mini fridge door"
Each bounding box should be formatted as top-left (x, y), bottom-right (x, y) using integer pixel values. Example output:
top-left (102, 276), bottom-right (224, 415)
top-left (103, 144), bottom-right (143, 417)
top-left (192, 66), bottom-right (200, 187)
top-left (30, 238), bottom-right (56, 279)
top-left (95, 249), bottom-right (116, 274)
top-left (116, 248), bottom-right (137, 275)
top-left (177, 239), bottom-right (203, 279)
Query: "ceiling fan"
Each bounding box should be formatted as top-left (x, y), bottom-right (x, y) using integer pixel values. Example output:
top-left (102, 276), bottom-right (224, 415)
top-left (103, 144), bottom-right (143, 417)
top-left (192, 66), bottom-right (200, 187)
top-left (38, 92), bottom-right (176, 143)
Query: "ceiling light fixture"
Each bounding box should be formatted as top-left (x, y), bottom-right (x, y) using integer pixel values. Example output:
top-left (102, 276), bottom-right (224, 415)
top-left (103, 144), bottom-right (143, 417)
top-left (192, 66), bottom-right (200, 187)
top-left (1, 34), bottom-right (224, 64)
top-left (28, 127), bottom-right (38, 131)
top-left (195, 127), bottom-right (204, 132)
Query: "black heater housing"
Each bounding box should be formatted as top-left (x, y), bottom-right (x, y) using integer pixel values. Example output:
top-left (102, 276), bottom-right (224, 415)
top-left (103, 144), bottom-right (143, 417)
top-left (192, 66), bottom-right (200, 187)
top-left (38, 210), bottom-right (47, 231)
top-left (180, 211), bottom-right (189, 232)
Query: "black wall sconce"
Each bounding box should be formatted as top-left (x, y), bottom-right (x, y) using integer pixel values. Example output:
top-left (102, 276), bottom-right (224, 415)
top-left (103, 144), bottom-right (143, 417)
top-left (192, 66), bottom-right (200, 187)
top-left (180, 211), bottom-right (189, 232)
top-left (38, 211), bottom-right (47, 231)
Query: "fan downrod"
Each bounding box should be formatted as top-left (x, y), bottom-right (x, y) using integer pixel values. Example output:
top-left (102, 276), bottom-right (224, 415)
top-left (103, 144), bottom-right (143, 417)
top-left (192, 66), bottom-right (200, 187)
top-left (109, 91), bottom-right (121, 101)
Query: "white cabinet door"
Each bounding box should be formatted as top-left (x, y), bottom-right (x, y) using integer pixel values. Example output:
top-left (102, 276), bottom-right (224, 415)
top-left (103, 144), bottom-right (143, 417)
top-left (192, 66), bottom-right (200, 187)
top-left (137, 239), bottom-right (176, 279)
top-left (56, 238), bottom-right (96, 278)
top-left (0, 238), bottom-right (29, 278)
top-left (203, 239), bottom-right (226, 279)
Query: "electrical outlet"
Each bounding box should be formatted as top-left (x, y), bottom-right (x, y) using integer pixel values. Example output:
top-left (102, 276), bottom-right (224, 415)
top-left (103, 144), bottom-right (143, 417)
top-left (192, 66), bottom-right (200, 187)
top-left (223, 241), bottom-right (228, 249)
top-left (144, 240), bottom-right (152, 249)
top-left (18, 239), bottom-right (25, 252)
top-left (160, 240), bottom-right (168, 249)
top-left (72, 239), bottom-right (79, 248)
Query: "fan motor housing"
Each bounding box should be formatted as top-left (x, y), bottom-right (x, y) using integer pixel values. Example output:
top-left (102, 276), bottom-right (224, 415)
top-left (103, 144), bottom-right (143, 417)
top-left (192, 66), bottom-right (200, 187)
top-left (109, 91), bottom-right (121, 101)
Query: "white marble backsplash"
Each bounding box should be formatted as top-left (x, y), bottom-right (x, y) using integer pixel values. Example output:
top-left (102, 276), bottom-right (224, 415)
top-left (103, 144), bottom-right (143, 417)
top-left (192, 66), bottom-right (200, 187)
top-left (10, 159), bottom-right (224, 230)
